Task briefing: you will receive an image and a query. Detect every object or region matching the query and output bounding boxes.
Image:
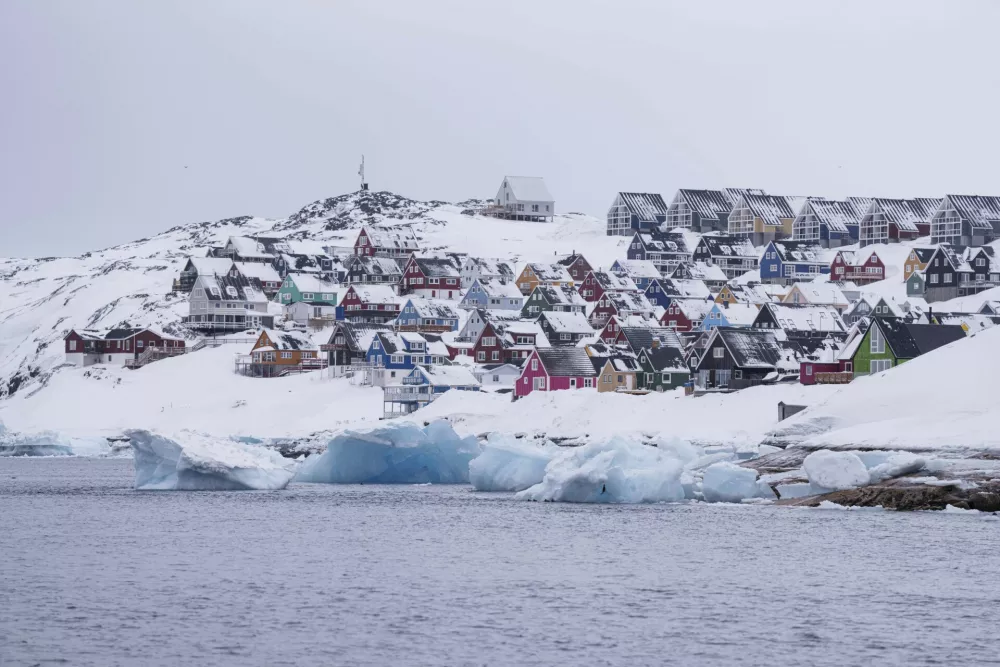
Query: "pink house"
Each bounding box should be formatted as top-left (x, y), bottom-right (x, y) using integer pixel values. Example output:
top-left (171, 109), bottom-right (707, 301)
top-left (514, 348), bottom-right (599, 398)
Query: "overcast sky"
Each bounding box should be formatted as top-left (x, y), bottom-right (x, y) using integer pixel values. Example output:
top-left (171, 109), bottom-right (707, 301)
top-left (3, 0), bottom-right (1000, 257)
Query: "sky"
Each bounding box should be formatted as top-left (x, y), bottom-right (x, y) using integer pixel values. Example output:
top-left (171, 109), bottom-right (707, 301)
top-left (2, 0), bottom-right (1000, 258)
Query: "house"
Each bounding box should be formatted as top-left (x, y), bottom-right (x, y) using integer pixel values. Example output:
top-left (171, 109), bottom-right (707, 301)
top-left (596, 355), bottom-right (642, 392)
top-left (515, 263), bottom-right (575, 296)
top-left (514, 348), bottom-right (598, 398)
top-left (320, 321), bottom-right (391, 374)
top-left (174, 257), bottom-right (235, 292)
top-left (903, 247), bottom-right (936, 281)
top-left (759, 241), bottom-right (830, 285)
top-left (344, 255), bottom-right (403, 286)
top-left (366, 331), bottom-right (437, 386)
top-left (222, 236), bottom-right (274, 263)
top-left (336, 285), bottom-right (402, 323)
top-left (791, 198), bottom-right (863, 247)
top-left (699, 303), bottom-right (760, 331)
top-left (929, 195), bottom-right (1000, 246)
top-left (690, 234), bottom-right (759, 279)
top-left (269, 239), bottom-right (340, 279)
top-left (275, 274), bottom-right (338, 308)
top-left (589, 290), bottom-right (656, 328)
top-left (456, 308), bottom-right (523, 345)
top-left (660, 298), bottom-right (716, 332)
top-left (799, 338), bottom-right (845, 385)
top-left (354, 226), bottom-right (420, 259)
top-left (840, 317), bottom-right (966, 376)
top-left (752, 302), bottom-right (846, 339)
top-left (715, 282), bottom-right (785, 306)
top-left (536, 310), bottom-right (594, 346)
top-left (383, 365), bottom-right (481, 417)
top-left (727, 192), bottom-right (796, 245)
top-left (184, 268), bottom-right (274, 332)
top-left (636, 345), bottom-right (690, 392)
top-left (829, 249), bottom-right (886, 285)
top-left (64, 328), bottom-right (186, 367)
top-left (663, 189), bottom-right (734, 233)
top-left (471, 320), bottom-right (548, 364)
top-left (643, 277), bottom-right (711, 309)
top-left (858, 198), bottom-right (941, 247)
top-left (842, 298), bottom-right (873, 326)
top-left (781, 282), bottom-right (851, 312)
top-left (606, 192), bottom-right (669, 236)
top-left (555, 252), bottom-right (593, 283)
top-left (283, 301), bottom-right (337, 329)
top-left (459, 279), bottom-right (524, 311)
top-left (693, 327), bottom-right (801, 390)
top-left (492, 176), bottom-right (555, 221)
top-left (626, 229), bottom-right (693, 273)
top-left (460, 257), bottom-right (515, 288)
top-left (234, 262), bottom-right (284, 296)
top-left (398, 256), bottom-right (462, 299)
top-left (245, 329), bottom-right (322, 377)
top-left (669, 262), bottom-right (728, 291)
top-left (472, 362), bottom-right (524, 390)
top-left (913, 246), bottom-right (971, 302)
top-left (609, 259), bottom-right (661, 291)
top-left (978, 301), bottom-right (1000, 316)
top-left (520, 284), bottom-right (588, 318)
top-left (577, 270), bottom-right (638, 303)
top-left (395, 298), bottom-right (461, 333)
top-left (602, 324), bottom-right (682, 355)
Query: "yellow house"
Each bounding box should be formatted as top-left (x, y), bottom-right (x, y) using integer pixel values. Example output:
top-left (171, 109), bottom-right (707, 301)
top-left (596, 357), bottom-right (641, 393)
top-left (728, 191), bottom-right (796, 245)
top-left (515, 262), bottom-right (575, 296)
top-left (903, 248), bottom-right (935, 280)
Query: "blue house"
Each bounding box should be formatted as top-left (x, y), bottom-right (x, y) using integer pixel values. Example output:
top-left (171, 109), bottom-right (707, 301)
top-left (610, 259), bottom-right (662, 291)
top-left (383, 365), bottom-right (481, 417)
top-left (791, 198), bottom-right (864, 248)
top-left (396, 298), bottom-right (460, 333)
top-left (644, 278), bottom-right (673, 309)
top-left (606, 192), bottom-right (669, 236)
top-left (366, 331), bottom-right (432, 386)
top-left (759, 241), bottom-right (830, 286)
top-left (644, 277), bottom-right (712, 310)
top-left (698, 303), bottom-right (760, 331)
top-left (458, 279), bottom-right (524, 311)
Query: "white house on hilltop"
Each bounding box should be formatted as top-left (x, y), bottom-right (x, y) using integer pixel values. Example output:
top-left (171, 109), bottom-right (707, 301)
top-left (491, 176), bottom-right (555, 222)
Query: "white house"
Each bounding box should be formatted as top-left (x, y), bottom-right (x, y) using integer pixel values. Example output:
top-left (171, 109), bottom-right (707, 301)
top-left (461, 257), bottom-right (516, 288)
top-left (493, 176), bottom-right (555, 221)
top-left (473, 362), bottom-right (523, 390)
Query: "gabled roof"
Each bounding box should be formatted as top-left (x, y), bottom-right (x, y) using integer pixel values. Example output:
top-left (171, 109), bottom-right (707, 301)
top-left (697, 234), bottom-right (757, 258)
top-left (675, 189), bottom-right (733, 221)
top-left (470, 278), bottom-right (523, 300)
top-left (503, 176), bottom-right (554, 202)
top-left (602, 355), bottom-right (643, 373)
top-left (348, 284), bottom-right (400, 304)
top-left (104, 328), bottom-right (144, 340)
top-left (942, 195), bottom-right (1000, 231)
top-left (286, 273), bottom-right (338, 293)
top-left (611, 259), bottom-right (661, 280)
top-left (641, 345), bottom-right (688, 373)
top-left (539, 310), bottom-right (594, 335)
top-left (534, 347), bottom-right (598, 377)
top-left (403, 298), bottom-right (460, 320)
top-left (414, 256), bottom-right (461, 278)
top-left (589, 270), bottom-right (638, 292)
top-left (199, 273), bottom-right (267, 303)
top-left (620, 326), bottom-right (682, 353)
top-left (348, 255), bottom-right (402, 277)
top-left (235, 261), bottom-right (282, 283)
top-left (603, 291), bottom-right (655, 314)
top-left (669, 298), bottom-right (716, 320)
top-left (477, 308), bottom-right (526, 326)
top-left (710, 327), bottom-right (800, 370)
top-left (326, 321), bottom-right (391, 352)
top-left (784, 282), bottom-right (849, 307)
top-left (535, 283), bottom-right (587, 307)
top-left (763, 303), bottom-right (846, 333)
top-left (227, 236), bottom-right (272, 259)
top-left (616, 192), bottom-right (668, 222)
top-left (653, 278), bottom-right (712, 300)
top-left (637, 229), bottom-right (690, 254)
top-left (185, 257), bottom-right (235, 276)
top-left (770, 241), bottom-right (827, 265)
top-left (675, 262), bottom-right (727, 283)
top-left (873, 318), bottom-right (966, 359)
top-left (866, 198), bottom-right (941, 232)
top-left (362, 226), bottom-right (420, 251)
top-left (735, 192), bottom-right (795, 227)
top-left (408, 364), bottom-right (480, 388)
top-left (803, 198), bottom-right (863, 233)
top-left (526, 263), bottom-right (574, 283)
top-left (711, 303), bottom-right (760, 326)
top-left (259, 328), bottom-right (315, 351)
top-left (464, 257), bottom-right (515, 279)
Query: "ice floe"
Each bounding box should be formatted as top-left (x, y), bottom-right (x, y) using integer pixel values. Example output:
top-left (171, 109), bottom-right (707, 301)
top-left (701, 461), bottom-right (774, 503)
top-left (469, 435), bottom-right (556, 492)
top-left (802, 450), bottom-right (870, 491)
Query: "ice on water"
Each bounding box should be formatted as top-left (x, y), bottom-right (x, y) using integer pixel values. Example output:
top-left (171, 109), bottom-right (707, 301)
top-left (0, 421), bottom-right (75, 457)
top-left (128, 430), bottom-right (296, 490)
top-left (701, 461), bottom-right (774, 503)
top-left (803, 450), bottom-right (870, 491)
top-left (469, 435), bottom-right (556, 492)
top-left (296, 420), bottom-right (480, 485)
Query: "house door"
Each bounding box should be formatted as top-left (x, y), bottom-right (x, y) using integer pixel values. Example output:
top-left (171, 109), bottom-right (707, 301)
top-left (533, 376), bottom-right (546, 391)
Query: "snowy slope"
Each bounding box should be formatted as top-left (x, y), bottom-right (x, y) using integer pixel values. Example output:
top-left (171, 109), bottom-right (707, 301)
top-left (0, 190), bottom-right (618, 402)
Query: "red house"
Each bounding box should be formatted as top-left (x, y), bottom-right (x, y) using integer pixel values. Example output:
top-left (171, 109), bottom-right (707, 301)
top-left (64, 327), bottom-right (185, 368)
top-left (659, 298), bottom-right (714, 332)
top-left (800, 360), bottom-right (842, 385)
top-left (399, 256), bottom-right (461, 299)
top-left (514, 348), bottom-right (598, 399)
top-left (588, 291), bottom-right (655, 328)
top-left (338, 285), bottom-right (401, 323)
top-left (830, 249), bottom-right (886, 285)
top-left (354, 226), bottom-right (420, 259)
top-left (577, 270), bottom-right (638, 303)
top-left (557, 253), bottom-right (593, 283)
top-left (471, 321), bottom-right (545, 364)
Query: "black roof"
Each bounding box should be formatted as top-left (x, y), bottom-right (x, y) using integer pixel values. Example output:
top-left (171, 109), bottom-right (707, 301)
top-left (105, 328), bottom-right (143, 340)
top-left (641, 345), bottom-right (687, 372)
top-left (535, 348), bottom-right (598, 377)
top-left (697, 234), bottom-right (756, 257)
top-left (373, 332), bottom-right (398, 355)
top-left (911, 247), bottom-right (936, 263)
top-left (617, 192), bottom-right (669, 222)
top-left (328, 322), bottom-right (391, 352)
top-left (875, 318), bottom-right (966, 359)
top-left (713, 328), bottom-right (795, 369)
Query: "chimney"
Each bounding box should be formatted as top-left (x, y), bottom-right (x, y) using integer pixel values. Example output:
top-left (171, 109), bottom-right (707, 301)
top-left (928, 306), bottom-right (933, 323)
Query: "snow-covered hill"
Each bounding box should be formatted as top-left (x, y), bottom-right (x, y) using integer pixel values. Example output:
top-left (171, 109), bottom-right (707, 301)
top-left (0, 190), bottom-right (620, 402)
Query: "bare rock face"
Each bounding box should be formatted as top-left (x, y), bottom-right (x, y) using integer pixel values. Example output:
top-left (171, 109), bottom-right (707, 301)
top-left (782, 479), bottom-right (1000, 512)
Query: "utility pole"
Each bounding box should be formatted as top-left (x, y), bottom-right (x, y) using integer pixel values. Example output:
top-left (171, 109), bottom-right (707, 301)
top-left (359, 155), bottom-right (368, 191)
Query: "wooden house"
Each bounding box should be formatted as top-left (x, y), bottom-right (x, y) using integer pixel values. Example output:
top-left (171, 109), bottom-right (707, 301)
top-left (396, 298), bottom-right (460, 333)
top-left (643, 277), bottom-right (711, 310)
top-left (222, 236), bottom-right (274, 264)
top-left (521, 284), bottom-right (587, 318)
top-left (366, 331), bottom-right (436, 386)
top-left (929, 195), bottom-right (1000, 247)
top-left (664, 189), bottom-right (734, 233)
top-left (693, 327), bottom-right (801, 390)
top-left (781, 282), bottom-right (851, 312)
top-left (246, 329), bottom-right (322, 377)
top-left (555, 253), bottom-right (593, 283)
top-left (382, 365), bottom-right (480, 417)
top-left (626, 230), bottom-right (693, 273)
top-left (399, 256), bottom-right (462, 299)
top-left (669, 261), bottom-right (728, 291)
top-left (589, 290), bottom-right (656, 328)
top-left (65, 327), bottom-right (185, 368)
top-left (235, 262), bottom-right (283, 296)
top-left (472, 361), bottom-right (524, 390)
top-left (515, 263), bottom-right (574, 296)
top-left (603, 325), bottom-right (682, 356)
top-left (715, 282), bottom-right (785, 307)
top-left (829, 249), bottom-right (885, 285)
top-left (344, 255), bottom-right (403, 286)
top-left (275, 274), bottom-right (338, 307)
top-left (660, 298), bottom-right (715, 332)
top-left (699, 303), bottom-right (759, 331)
top-left (903, 247), bottom-right (935, 282)
top-left (790, 198), bottom-right (863, 247)
top-left (759, 241), bottom-right (831, 285)
top-left (460, 257), bottom-right (515, 288)
top-left (858, 198), bottom-right (940, 247)
top-left (577, 270), bottom-right (638, 303)
top-left (536, 310), bottom-right (594, 346)
top-left (690, 234), bottom-right (758, 279)
top-left (727, 192), bottom-right (796, 246)
top-left (636, 345), bottom-right (690, 392)
top-left (472, 320), bottom-right (548, 364)
top-left (839, 317), bottom-right (966, 376)
top-left (914, 246), bottom-right (970, 302)
top-left (492, 176), bottom-right (555, 221)
top-left (336, 285), bottom-right (401, 324)
top-left (609, 259), bottom-right (661, 291)
top-left (606, 192), bottom-right (669, 236)
top-left (596, 355), bottom-right (642, 392)
top-left (185, 269), bottom-right (273, 333)
top-left (459, 278), bottom-right (524, 311)
top-left (514, 348), bottom-right (598, 398)
top-left (321, 321), bottom-right (391, 374)
top-left (842, 298), bottom-right (873, 326)
top-left (456, 308), bottom-right (523, 345)
top-left (752, 302), bottom-right (846, 339)
top-left (354, 226), bottom-right (419, 259)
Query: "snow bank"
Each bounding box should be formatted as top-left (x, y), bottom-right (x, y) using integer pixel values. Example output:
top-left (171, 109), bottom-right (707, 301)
top-left (469, 435), bottom-right (556, 492)
top-left (701, 461), bottom-right (774, 503)
top-left (803, 450), bottom-right (870, 491)
top-left (0, 421), bottom-right (75, 457)
top-left (127, 430), bottom-right (296, 491)
top-left (514, 438), bottom-right (686, 504)
top-left (296, 420), bottom-right (480, 485)
top-left (861, 451), bottom-right (926, 483)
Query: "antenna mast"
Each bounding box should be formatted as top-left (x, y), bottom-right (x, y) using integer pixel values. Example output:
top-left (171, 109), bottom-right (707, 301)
top-left (359, 155), bottom-right (368, 191)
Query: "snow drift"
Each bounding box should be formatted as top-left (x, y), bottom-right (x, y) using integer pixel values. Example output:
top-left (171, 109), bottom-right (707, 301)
top-left (296, 420), bottom-right (480, 485)
top-left (127, 430), bottom-right (296, 490)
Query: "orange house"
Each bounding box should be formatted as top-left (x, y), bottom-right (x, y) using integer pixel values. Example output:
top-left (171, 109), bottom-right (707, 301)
top-left (250, 329), bottom-right (320, 367)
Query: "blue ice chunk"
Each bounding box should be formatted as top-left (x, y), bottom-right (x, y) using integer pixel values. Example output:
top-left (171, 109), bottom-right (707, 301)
top-left (295, 420), bottom-right (480, 485)
top-left (469, 435), bottom-right (555, 491)
top-left (0, 421), bottom-right (74, 457)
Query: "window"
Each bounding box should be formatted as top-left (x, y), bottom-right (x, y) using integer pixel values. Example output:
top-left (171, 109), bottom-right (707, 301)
top-left (870, 325), bottom-right (885, 354)
top-left (570, 378), bottom-right (576, 388)
top-left (560, 333), bottom-right (570, 341)
top-left (531, 359), bottom-right (538, 371)
top-left (137, 340), bottom-right (144, 348)
top-left (603, 374), bottom-right (611, 383)
top-left (492, 351), bottom-right (499, 361)
top-left (302, 292), bottom-right (314, 300)
top-left (661, 373), bottom-right (671, 384)
top-left (492, 374), bottom-right (500, 382)
top-left (734, 369), bottom-right (742, 379)
top-left (870, 358), bottom-right (893, 373)
top-left (391, 354), bottom-right (404, 364)
top-left (483, 336), bottom-right (496, 346)
top-left (944, 273), bottom-right (952, 284)
top-left (805, 365), bottom-right (813, 376)
top-left (715, 369), bottom-right (731, 387)
top-left (584, 378), bottom-right (593, 388)
top-left (845, 362), bottom-right (853, 372)
top-left (713, 347), bottom-right (724, 359)
top-left (930, 274), bottom-right (939, 284)
top-left (645, 373), bottom-right (654, 384)
top-left (478, 351), bottom-right (486, 361)
top-left (281, 351), bottom-right (292, 359)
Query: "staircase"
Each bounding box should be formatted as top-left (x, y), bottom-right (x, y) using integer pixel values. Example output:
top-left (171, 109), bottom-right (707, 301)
top-left (125, 346), bottom-right (186, 369)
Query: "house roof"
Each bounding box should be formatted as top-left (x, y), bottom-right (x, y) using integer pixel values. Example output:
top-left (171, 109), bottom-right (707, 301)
top-left (617, 192), bottom-right (669, 222)
top-left (770, 241), bottom-right (828, 265)
top-left (527, 263), bottom-right (574, 283)
top-left (227, 236), bottom-right (272, 259)
top-left (785, 281), bottom-right (849, 307)
top-left (414, 256), bottom-right (461, 278)
top-left (186, 257), bottom-right (235, 276)
top-left (943, 195), bottom-right (1000, 231)
top-left (539, 310), bottom-right (594, 335)
top-left (736, 193), bottom-right (795, 227)
top-left (875, 318), bottom-right (967, 359)
top-left (471, 278), bottom-right (523, 300)
top-left (363, 226), bottom-right (420, 251)
top-left (234, 262), bottom-right (281, 283)
top-left (604, 291), bottom-right (655, 314)
top-left (712, 327), bottom-right (799, 369)
top-left (590, 270), bottom-right (638, 292)
top-left (503, 176), bottom-right (554, 203)
top-left (712, 303), bottom-right (760, 325)
top-left (326, 322), bottom-right (391, 352)
top-left (200, 273), bottom-right (267, 303)
top-left (603, 355), bottom-right (643, 373)
top-left (286, 273), bottom-right (338, 294)
top-left (348, 255), bottom-right (403, 278)
top-left (409, 364), bottom-right (481, 388)
top-left (535, 347), bottom-right (598, 377)
top-left (866, 198), bottom-right (941, 232)
top-left (676, 189), bottom-right (733, 221)
top-left (477, 308), bottom-right (526, 326)
top-left (638, 229), bottom-right (690, 254)
top-left (259, 328), bottom-right (315, 351)
top-left (611, 259), bottom-right (661, 280)
top-left (697, 234), bottom-right (757, 258)
top-left (348, 284), bottom-right (400, 304)
top-left (104, 328), bottom-right (143, 340)
top-left (404, 298), bottom-right (460, 320)
top-left (641, 345), bottom-right (688, 372)
top-left (535, 284), bottom-right (587, 307)
top-left (464, 257), bottom-right (514, 279)
top-left (654, 278), bottom-right (712, 300)
top-left (620, 326), bottom-right (682, 353)
top-left (803, 198), bottom-right (863, 233)
top-left (676, 261), bottom-right (727, 283)
top-left (764, 303), bottom-right (846, 333)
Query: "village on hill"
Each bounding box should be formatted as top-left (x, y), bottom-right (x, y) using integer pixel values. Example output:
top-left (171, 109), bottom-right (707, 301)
top-left (58, 176), bottom-right (1000, 419)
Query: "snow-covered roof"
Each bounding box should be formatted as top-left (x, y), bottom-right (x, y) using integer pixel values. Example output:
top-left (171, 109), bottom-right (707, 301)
top-left (865, 198), bottom-right (941, 232)
top-left (464, 257), bottom-right (515, 279)
top-left (611, 259), bottom-right (661, 280)
top-left (535, 284), bottom-right (588, 307)
top-left (234, 262), bottom-right (281, 283)
top-left (802, 198), bottom-right (863, 233)
top-left (472, 279), bottom-right (523, 300)
top-left (348, 285), bottom-right (399, 304)
top-left (656, 278), bottom-right (712, 300)
top-left (684, 262), bottom-right (727, 282)
top-left (404, 298), bottom-right (459, 320)
top-left (605, 291), bottom-right (655, 314)
top-left (527, 263), bottom-right (573, 283)
top-left (670, 298), bottom-right (716, 320)
top-left (697, 234), bottom-right (757, 258)
top-left (714, 303), bottom-right (760, 325)
top-left (784, 281), bottom-right (850, 307)
top-left (414, 256), bottom-right (461, 278)
top-left (771, 241), bottom-right (828, 265)
top-left (711, 327), bottom-right (795, 369)
top-left (503, 176), bottom-right (554, 203)
top-left (410, 364), bottom-right (481, 388)
top-left (765, 303), bottom-right (846, 333)
top-left (675, 189), bottom-right (733, 221)
top-left (186, 257), bottom-right (235, 276)
top-left (539, 310), bottom-right (594, 335)
top-left (325, 322), bottom-right (391, 352)
top-left (349, 255), bottom-right (402, 277)
top-left (535, 347), bottom-right (597, 377)
top-left (735, 192), bottom-right (795, 227)
top-left (616, 192), bottom-right (668, 222)
top-left (257, 328), bottom-right (315, 351)
top-left (287, 273), bottom-right (337, 293)
top-left (363, 226), bottom-right (420, 251)
top-left (198, 273), bottom-right (268, 303)
top-left (281, 239), bottom-right (330, 256)
top-left (591, 270), bottom-right (638, 292)
top-left (942, 195), bottom-right (1000, 231)
top-left (638, 229), bottom-right (690, 254)
top-left (227, 236), bottom-right (272, 259)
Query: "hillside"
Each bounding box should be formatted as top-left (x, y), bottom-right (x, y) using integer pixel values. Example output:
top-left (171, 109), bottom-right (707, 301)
top-left (0, 190), bottom-right (618, 402)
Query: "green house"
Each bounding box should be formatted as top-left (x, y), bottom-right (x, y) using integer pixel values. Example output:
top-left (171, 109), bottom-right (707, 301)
top-left (845, 317), bottom-right (965, 376)
top-left (520, 284), bottom-right (587, 319)
top-left (274, 274), bottom-right (338, 306)
top-left (905, 271), bottom-right (925, 298)
top-left (635, 346), bottom-right (690, 392)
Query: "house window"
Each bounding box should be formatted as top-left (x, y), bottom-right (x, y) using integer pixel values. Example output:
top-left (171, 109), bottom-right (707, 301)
top-left (483, 336), bottom-right (496, 346)
top-left (492, 351), bottom-right (499, 361)
top-left (806, 365), bottom-right (813, 376)
top-left (645, 373), bottom-right (653, 383)
top-left (662, 373), bottom-right (671, 383)
top-left (734, 369), bottom-right (743, 379)
top-left (845, 362), bottom-right (853, 372)
top-left (584, 378), bottom-right (593, 388)
top-left (713, 347), bottom-right (724, 359)
top-left (302, 292), bottom-right (314, 300)
top-left (560, 333), bottom-right (570, 341)
top-left (870, 325), bottom-right (885, 354)
top-left (531, 359), bottom-right (538, 371)
top-left (603, 374), bottom-right (611, 383)
top-left (944, 273), bottom-right (952, 284)
top-left (930, 274), bottom-right (939, 284)
top-left (391, 354), bottom-right (404, 364)
top-left (69, 340), bottom-right (77, 351)
top-left (871, 358), bottom-right (893, 373)
top-left (493, 374), bottom-right (500, 382)
top-left (570, 378), bottom-right (576, 388)
top-left (478, 351), bottom-right (486, 361)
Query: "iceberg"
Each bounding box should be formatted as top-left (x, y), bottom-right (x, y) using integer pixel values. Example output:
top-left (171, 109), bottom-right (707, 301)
top-left (0, 421), bottom-right (74, 457)
top-left (802, 450), bottom-right (870, 491)
top-left (515, 437), bottom-right (686, 504)
top-left (127, 430), bottom-right (296, 491)
top-left (296, 420), bottom-right (480, 485)
top-left (701, 461), bottom-right (775, 503)
top-left (469, 435), bottom-right (556, 492)
top-left (857, 451), bottom-right (926, 483)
